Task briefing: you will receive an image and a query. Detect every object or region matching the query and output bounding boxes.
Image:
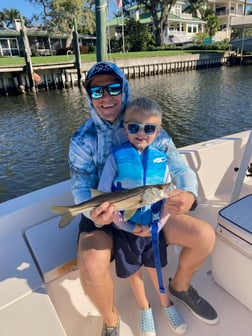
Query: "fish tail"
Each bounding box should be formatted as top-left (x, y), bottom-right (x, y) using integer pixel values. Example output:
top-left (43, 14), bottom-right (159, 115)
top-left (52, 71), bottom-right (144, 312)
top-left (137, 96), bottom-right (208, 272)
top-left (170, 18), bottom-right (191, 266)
top-left (50, 206), bottom-right (75, 228)
top-left (58, 213), bottom-right (74, 228)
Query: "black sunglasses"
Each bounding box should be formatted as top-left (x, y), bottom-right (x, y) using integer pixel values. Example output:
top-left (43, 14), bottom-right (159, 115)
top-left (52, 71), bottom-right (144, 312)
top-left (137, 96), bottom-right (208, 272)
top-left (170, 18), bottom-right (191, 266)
top-left (88, 83), bottom-right (122, 99)
top-left (124, 122), bottom-right (160, 135)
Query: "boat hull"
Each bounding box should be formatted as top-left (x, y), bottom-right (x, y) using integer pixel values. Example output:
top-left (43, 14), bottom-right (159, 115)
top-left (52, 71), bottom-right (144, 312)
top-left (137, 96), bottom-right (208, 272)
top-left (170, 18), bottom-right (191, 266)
top-left (0, 130), bottom-right (252, 336)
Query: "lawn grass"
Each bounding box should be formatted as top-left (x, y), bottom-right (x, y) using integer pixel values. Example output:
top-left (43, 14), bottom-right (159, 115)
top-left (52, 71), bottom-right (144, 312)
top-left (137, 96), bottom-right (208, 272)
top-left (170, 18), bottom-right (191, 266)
top-left (0, 49), bottom-right (224, 67)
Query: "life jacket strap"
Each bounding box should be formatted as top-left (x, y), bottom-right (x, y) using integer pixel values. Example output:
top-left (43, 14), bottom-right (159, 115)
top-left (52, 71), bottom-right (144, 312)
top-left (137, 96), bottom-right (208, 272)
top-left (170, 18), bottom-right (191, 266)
top-left (151, 204), bottom-right (166, 294)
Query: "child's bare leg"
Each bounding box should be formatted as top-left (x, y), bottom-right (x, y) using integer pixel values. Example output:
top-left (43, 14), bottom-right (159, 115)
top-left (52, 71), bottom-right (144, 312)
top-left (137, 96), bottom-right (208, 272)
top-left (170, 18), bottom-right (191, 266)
top-left (129, 269), bottom-right (149, 309)
top-left (129, 269), bottom-right (156, 335)
top-left (145, 267), bottom-right (172, 307)
top-left (146, 266), bottom-right (187, 334)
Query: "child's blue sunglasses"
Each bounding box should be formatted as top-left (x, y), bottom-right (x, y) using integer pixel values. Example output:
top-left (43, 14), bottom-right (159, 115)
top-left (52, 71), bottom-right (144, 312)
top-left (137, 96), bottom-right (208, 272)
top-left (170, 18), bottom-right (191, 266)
top-left (124, 123), bottom-right (160, 135)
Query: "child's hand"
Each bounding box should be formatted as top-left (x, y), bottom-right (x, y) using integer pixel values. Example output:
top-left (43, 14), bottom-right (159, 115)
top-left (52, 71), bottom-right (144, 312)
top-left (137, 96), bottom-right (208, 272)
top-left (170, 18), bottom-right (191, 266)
top-left (113, 211), bottom-right (124, 227)
top-left (133, 225), bottom-right (151, 237)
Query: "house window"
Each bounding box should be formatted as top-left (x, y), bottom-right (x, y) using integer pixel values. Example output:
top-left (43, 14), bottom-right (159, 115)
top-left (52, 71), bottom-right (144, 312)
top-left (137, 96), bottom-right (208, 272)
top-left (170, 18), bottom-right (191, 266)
top-left (219, 24), bottom-right (227, 30)
top-left (229, 6), bottom-right (235, 14)
top-left (0, 38), bottom-right (19, 56)
top-left (216, 7), bottom-right (226, 15)
top-left (174, 4), bottom-right (182, 16)
top-left (169, 24), bottom-right (175, 32)
top-left (187, 24), bottom-right (198, 34)
top-left (237, 4), bottom-right (243, 14)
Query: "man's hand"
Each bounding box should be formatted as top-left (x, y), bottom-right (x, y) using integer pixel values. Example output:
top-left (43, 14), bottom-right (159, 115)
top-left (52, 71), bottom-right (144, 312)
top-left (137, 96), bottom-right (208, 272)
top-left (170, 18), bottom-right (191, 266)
top-left (164, 189), bottom-right (196, 215)
top-left (90, 202), bottom-right (115, 226)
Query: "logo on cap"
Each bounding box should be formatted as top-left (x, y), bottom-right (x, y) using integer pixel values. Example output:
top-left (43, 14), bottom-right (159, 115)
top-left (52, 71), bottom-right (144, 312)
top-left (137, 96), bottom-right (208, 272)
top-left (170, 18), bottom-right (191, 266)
top-left (92, 63), bottom-right (114, 76)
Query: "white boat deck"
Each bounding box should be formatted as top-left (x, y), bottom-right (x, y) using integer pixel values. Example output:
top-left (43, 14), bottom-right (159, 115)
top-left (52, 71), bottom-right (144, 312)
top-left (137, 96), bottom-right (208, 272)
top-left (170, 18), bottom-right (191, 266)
top-left (0, 130), bottom-right (251, 336)
top-left (43, 183), bottom-right (252, 336)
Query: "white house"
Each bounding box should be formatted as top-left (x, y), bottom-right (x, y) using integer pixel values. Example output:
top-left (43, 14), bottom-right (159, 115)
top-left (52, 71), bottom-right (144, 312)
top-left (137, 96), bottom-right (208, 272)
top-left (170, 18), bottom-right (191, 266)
top-left (208, 0), bottom-right (252, 41)
top-left (108, 0), bottom-right (252, 45)
top-left (109, 2), bottom-right (205, 45)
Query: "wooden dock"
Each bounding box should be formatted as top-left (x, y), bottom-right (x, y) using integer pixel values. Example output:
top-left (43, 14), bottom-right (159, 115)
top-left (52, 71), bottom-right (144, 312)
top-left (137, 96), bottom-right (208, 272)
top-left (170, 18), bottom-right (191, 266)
top-left (0, 53), bottom-right (251, 96)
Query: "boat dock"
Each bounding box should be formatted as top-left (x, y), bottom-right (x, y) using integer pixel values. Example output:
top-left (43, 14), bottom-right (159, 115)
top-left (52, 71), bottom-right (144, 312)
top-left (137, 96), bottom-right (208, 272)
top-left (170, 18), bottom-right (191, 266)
top-left (0, 52), bottom-right (251, 96)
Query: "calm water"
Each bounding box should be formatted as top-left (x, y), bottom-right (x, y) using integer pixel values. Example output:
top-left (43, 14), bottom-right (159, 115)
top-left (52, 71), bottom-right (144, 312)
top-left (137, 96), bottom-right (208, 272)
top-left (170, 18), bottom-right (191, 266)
top-left (1, 65), bottom-right (252, 203)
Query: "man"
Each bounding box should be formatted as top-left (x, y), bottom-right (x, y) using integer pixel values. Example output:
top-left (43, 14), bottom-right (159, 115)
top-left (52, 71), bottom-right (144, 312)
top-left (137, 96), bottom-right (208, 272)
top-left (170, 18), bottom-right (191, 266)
top-left (69, 61), bottom-right (217, 336)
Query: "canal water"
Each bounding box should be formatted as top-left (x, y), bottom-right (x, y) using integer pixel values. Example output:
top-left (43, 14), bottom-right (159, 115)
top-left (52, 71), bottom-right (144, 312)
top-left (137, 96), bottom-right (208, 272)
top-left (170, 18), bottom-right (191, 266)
top-left (1, 65), bottom-right (252, 203)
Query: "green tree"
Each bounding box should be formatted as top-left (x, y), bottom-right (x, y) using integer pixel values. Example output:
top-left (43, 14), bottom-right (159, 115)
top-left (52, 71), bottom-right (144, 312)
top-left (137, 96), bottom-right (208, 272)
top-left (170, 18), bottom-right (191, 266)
top-left (28, 0), bottom-right (96, 37)
top-left (125, 18), bottom-right (154, 51)
top-left (110, 36), bottom-right (124, 53)
top-left (193, 31), bottom-right (209, 44)
top-left (0, 8), bottom-right (21, 28)
top-left (79, 10), bottom-right (96, 35)
top-left (203, 12), bottom-right (219, 37)
top-left (183, 2), bottom-right (221, 39)
top-left (124, 0), bottom-right (177, 46)
top-left (231, 27), bottom-right (252, 40)
top-left (183, 0), bottom-right (209, 19)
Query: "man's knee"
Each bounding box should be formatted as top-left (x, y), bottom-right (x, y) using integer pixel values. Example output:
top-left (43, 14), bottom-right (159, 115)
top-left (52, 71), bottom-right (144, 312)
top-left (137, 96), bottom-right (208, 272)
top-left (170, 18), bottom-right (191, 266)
top-left (78, 248), bottom-right (111, 285)
top-left (200, 222), bottom-right (216, 251)
top-left (77, 231), bottom-right (112, 285)
top-left (187, 217), bottom-right (216, 249)
top-left (164, 215), bottom-right (215, 250)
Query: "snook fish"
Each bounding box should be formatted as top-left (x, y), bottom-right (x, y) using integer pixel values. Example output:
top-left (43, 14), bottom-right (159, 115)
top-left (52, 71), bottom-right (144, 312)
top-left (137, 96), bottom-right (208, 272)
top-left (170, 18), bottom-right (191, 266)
top-left (51, 183), bottom-right (174, 228)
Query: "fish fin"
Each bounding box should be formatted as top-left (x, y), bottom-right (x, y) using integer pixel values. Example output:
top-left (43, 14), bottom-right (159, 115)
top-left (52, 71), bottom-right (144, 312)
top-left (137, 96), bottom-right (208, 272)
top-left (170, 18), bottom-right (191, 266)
top-left (124, 209), bottom-right (137, 221)
top-left (58, 213), bottom-right (74, 228)
top-left (90, 189), bottom-right (107, 198)
top-left (50, 206), bottom-right (74, 228)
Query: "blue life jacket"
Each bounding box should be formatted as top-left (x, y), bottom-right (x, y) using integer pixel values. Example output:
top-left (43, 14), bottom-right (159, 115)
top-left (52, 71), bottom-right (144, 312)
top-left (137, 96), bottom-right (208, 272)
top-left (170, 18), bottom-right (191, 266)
top-left (112, 142), bottom-right (167, 225)
top-left (112, 143), bottom-right (167, 293)
top-left (113, 142), bottom-right (169, 294)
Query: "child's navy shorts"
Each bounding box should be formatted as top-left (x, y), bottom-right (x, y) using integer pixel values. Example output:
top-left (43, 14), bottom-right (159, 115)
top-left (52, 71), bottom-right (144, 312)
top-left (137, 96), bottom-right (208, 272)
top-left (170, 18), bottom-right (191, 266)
top-left (78, 214), bottom-right (115, 239)
top-left (114, 229), bottom-right (167, 278)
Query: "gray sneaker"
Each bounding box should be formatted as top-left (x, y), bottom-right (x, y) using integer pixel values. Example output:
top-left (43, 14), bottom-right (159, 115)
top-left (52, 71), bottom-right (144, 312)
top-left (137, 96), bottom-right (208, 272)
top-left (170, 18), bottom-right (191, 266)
top-left (168, 279), bottom-right (218, 325)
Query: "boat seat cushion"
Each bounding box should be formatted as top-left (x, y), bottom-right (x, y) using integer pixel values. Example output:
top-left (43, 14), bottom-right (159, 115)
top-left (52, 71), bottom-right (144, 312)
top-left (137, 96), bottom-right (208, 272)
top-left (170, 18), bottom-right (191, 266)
top-left (0, 289), bottom-right (66, 336)
top-left (218, 194), bottom-right (252, 243)
top-left (0, 232), bottom-right (42, 309)
top-left (25, 215), bottom-right (80, 283)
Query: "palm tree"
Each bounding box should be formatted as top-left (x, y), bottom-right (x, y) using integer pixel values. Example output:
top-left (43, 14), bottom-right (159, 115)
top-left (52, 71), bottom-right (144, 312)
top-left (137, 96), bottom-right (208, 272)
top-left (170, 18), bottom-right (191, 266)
top-left (185, 3), bottom-right (220, 39)
top-left (204, 13), bottom-right (220, 37)
top-left (0, 8), bottom-right (21, 29)
top-left (182, 0), bottom-right (207, 19)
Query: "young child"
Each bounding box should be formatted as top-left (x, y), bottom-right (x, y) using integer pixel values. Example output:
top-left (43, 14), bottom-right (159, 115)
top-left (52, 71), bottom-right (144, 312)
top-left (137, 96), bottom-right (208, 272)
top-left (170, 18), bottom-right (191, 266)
top-left (98, 97), bottom-right (187, 336)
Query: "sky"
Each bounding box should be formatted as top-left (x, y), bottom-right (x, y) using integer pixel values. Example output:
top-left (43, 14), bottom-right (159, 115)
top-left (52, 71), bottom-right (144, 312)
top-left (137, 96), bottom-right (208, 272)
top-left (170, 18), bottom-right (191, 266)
top-left (0, 0), bottom-right (119, 20)
top-left (0, 0), bottom-right (40, 18)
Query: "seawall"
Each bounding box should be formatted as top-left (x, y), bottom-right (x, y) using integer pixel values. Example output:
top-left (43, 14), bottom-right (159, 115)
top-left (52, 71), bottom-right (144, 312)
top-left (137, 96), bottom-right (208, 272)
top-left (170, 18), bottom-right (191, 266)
top-left (0, 52), bottom-right (250, 96)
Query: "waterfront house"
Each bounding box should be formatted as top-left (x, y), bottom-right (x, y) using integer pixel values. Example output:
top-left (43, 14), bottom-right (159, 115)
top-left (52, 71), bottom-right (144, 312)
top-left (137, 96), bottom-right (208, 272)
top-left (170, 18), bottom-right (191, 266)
top-left (0, 19), bottom-right (95, 57)
top-left (108, 0), bottom-right (252, 45)
top-left (208, 0), bottom-right (252, 41)
top-left (108, 2), bottom-right (205, 46)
